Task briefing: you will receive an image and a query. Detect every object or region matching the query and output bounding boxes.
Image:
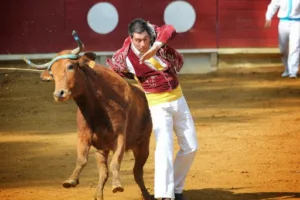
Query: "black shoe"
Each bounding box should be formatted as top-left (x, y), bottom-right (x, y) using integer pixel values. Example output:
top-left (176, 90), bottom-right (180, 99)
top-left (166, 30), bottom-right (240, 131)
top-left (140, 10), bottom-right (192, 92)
top-left (175, 193), bottom-right (186, 200)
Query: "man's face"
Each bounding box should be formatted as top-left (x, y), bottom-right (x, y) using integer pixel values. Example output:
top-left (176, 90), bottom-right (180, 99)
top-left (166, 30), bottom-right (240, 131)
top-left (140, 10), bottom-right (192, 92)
top-left (131, 31), bottom-right (151, 54)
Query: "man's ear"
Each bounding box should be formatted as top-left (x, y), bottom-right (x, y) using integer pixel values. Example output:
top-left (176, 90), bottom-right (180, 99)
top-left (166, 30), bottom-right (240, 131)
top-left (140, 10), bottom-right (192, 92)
top-left (40, 70), bottom-right (54, 82)
top-left (83, 52), bottom-right (96, 61)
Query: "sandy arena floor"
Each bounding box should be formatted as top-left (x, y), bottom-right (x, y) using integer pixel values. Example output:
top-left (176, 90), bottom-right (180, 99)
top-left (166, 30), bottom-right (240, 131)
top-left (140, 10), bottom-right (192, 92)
top-left (1, 66), bottom-right (300, 200)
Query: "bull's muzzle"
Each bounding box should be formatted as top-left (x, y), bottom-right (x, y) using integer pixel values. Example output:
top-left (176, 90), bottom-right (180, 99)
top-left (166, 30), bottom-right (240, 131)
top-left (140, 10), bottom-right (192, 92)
top-left (53, 89), bottom-right (71, 102)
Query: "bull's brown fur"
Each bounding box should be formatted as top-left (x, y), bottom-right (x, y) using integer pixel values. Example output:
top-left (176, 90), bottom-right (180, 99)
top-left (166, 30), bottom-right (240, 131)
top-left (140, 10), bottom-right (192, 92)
top-left (42, 52), bottom-right (153, 200)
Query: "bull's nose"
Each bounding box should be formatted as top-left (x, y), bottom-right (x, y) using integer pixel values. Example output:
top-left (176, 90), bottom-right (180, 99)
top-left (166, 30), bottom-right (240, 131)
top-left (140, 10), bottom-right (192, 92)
top-left (53, 89), bottom-right (69, 99)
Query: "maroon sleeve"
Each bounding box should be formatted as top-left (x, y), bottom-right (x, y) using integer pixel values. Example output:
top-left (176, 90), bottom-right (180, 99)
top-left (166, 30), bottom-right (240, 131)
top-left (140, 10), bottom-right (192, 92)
top-left (154, 24), bottom-right (176, 44)
top-left (106, 43), bottom-right (135, 80)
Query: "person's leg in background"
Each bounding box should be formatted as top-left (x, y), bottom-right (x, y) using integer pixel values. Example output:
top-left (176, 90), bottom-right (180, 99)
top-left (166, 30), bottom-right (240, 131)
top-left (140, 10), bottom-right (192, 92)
top-left (287, 21), bottom-right (300, 78)
top-left (278, 20), bottom-right (290, 77)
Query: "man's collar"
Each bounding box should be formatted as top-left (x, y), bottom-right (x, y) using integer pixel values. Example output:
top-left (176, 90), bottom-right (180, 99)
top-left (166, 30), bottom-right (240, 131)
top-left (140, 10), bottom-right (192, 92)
top-left (130, 42), bottom-right (142, 57)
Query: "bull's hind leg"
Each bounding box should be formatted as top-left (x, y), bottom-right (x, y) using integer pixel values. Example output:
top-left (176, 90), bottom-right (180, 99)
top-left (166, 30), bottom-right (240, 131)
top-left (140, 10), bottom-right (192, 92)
top-left (93, 150), bottom-right (109, 200)
top-left (62, 139), bottom-right (91, 188)
top-left (110, 134), bottom-right (125, 193)
top-left (132, 139), bottom-right (151, 200)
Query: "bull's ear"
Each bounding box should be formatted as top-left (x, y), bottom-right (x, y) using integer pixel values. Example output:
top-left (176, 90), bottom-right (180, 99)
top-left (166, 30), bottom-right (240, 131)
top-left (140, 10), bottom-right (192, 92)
top-left (40, 70), bottom-right (54, 82)
top-left (83, 52), bottom-right (96, 61)
top-left (79, 53), bottom-right (96, 69)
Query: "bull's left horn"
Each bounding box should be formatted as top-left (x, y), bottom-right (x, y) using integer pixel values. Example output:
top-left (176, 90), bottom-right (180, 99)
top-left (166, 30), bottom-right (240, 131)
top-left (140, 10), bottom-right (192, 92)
top-left (71, 30), bottom-right (84, 55)
top-left (23, 57), bottom-right (52, 69)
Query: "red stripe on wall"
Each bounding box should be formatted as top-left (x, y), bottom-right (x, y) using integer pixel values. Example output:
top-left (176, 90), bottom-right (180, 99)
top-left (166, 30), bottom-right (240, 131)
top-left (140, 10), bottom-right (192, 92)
top-left (218, 0), bottom-right (278, 48)
top-left (0, 0), bottom-right (278, 54)
top-left (1, 0), bottom-right (67, 54)
top-left (65, 0), bottom-right (217, 51)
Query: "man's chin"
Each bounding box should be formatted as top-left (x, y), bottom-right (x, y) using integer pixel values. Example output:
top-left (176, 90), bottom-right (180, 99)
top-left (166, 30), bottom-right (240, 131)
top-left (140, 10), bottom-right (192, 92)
top-left (139, 50), bottom-right (146, 54)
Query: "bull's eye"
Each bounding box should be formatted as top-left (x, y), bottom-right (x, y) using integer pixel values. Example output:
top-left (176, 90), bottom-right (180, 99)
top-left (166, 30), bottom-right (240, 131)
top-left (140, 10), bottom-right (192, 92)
top-left (67, 65), bottom-right (74, 70)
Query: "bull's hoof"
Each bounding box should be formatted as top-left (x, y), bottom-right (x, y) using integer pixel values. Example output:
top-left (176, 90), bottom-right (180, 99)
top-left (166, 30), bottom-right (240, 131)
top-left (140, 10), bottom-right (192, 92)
top-left (142, 195), bottom-right (154, 200)
top-left (112, 184), bottom-right (124, 193)
top-left (62, 179), bottom-right (79, 188)
top-left (143, 194), bottom-right (154, 200)
top-left (93, 196), bottom-right (103, 200)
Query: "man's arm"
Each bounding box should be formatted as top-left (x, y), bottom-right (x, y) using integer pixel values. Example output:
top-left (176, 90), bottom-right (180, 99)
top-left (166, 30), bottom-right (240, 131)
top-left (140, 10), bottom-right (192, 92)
top-left (107, 57), bottom-right (134, 79)
top-left (154, 24), bottom-right (176, 45)
top-left (265, 0), bottom-right (280, 27)
top-left (106, 47), bottom-right (135, 80)
top-left (140, 24), bottom-right (176, 63)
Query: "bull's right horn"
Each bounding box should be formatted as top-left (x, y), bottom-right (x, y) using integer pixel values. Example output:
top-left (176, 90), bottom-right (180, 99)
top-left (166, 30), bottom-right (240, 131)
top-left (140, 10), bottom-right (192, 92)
top-left (71, 30), bottom-right (84, 55)
top-left (23, 57), bottom-right (52, 69)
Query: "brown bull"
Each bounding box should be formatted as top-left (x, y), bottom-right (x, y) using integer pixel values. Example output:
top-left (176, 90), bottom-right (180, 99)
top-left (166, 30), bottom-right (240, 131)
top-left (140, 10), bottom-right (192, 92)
top-left (23, 31), bottom-right (153, 200)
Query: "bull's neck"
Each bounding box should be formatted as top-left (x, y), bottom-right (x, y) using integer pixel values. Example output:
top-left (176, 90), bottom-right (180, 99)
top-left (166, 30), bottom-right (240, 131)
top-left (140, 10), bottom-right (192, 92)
top-left (73, 69), bottom-right (112, 131)
top-left (74, 66), bottom-right (106, 111)
top-left (75, 90), bottom-right (98, 114)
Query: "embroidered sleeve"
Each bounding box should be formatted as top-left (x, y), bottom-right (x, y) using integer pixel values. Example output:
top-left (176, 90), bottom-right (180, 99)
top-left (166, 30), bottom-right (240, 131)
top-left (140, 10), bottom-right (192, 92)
top-left (154, 24), bottom-right (176, 44)
top-left (158, 46), bottom-right (184, 73)
top-left (111, 50), bottom-right (126, 73)
top-left (106, 48), bottom-right (136, 79)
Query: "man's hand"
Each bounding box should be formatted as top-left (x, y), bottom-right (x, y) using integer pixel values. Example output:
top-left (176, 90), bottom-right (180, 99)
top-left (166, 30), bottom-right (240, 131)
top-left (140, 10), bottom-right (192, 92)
top-left (264, 20), bottom-right (272, 28)
top-left (139, 43), bottom-right (162, 64)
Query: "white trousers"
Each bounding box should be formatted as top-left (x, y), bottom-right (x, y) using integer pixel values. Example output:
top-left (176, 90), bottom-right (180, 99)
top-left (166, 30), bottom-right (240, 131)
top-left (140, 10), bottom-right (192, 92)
top-left (278, 20), bottom-right (300, 75)
top-left (150, 96), bottom-right (198, 199)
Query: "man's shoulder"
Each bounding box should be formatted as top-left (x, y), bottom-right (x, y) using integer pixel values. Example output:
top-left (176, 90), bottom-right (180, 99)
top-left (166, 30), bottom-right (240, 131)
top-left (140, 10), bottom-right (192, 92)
top-left (113, 43), bottom-right (130, 60)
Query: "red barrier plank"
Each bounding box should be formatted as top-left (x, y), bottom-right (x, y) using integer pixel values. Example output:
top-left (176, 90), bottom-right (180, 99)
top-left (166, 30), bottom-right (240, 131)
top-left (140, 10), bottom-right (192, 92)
top-left (218, 0), bottom-right (278, 48)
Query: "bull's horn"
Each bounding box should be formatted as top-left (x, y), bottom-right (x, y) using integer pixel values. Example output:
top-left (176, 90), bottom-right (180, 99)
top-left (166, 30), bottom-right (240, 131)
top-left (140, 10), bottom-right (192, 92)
top-left (23, 57), bottom-right (52, 69)
top-left (71, 30), bottom-right (84, 55)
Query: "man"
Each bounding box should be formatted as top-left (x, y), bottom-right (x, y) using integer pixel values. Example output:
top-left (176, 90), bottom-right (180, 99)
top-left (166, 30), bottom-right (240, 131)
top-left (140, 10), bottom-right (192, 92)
top-left (265, 0), bottom-right (300, 78)
top-left (107, 18), bottom-right (198, 200)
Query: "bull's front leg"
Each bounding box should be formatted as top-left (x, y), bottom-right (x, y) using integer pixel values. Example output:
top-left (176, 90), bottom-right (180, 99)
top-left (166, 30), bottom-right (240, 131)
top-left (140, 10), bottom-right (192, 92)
top-left (62, 138), bottom-right (91, 188)
top-left (110, 133), bottom-right (125, 193)
top-left (94, 150), bottom-right (109, 200)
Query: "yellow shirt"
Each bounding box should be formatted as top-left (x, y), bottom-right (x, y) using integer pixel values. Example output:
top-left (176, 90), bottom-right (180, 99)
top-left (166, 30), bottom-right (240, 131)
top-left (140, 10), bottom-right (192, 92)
top-left (137, 56), bottom-right (183, 107)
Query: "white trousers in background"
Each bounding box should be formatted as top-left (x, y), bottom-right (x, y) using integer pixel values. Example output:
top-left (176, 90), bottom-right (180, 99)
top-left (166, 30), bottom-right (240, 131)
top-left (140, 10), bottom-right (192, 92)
top-left (278, 20), bottom-right (300, 76)
top-left (150, 96), bottom-right (198, 199)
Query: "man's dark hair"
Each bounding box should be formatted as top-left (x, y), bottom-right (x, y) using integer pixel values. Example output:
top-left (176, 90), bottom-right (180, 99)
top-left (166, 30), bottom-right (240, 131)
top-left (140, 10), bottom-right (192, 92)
top-left (128, 18), bottom-right (154, 41)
